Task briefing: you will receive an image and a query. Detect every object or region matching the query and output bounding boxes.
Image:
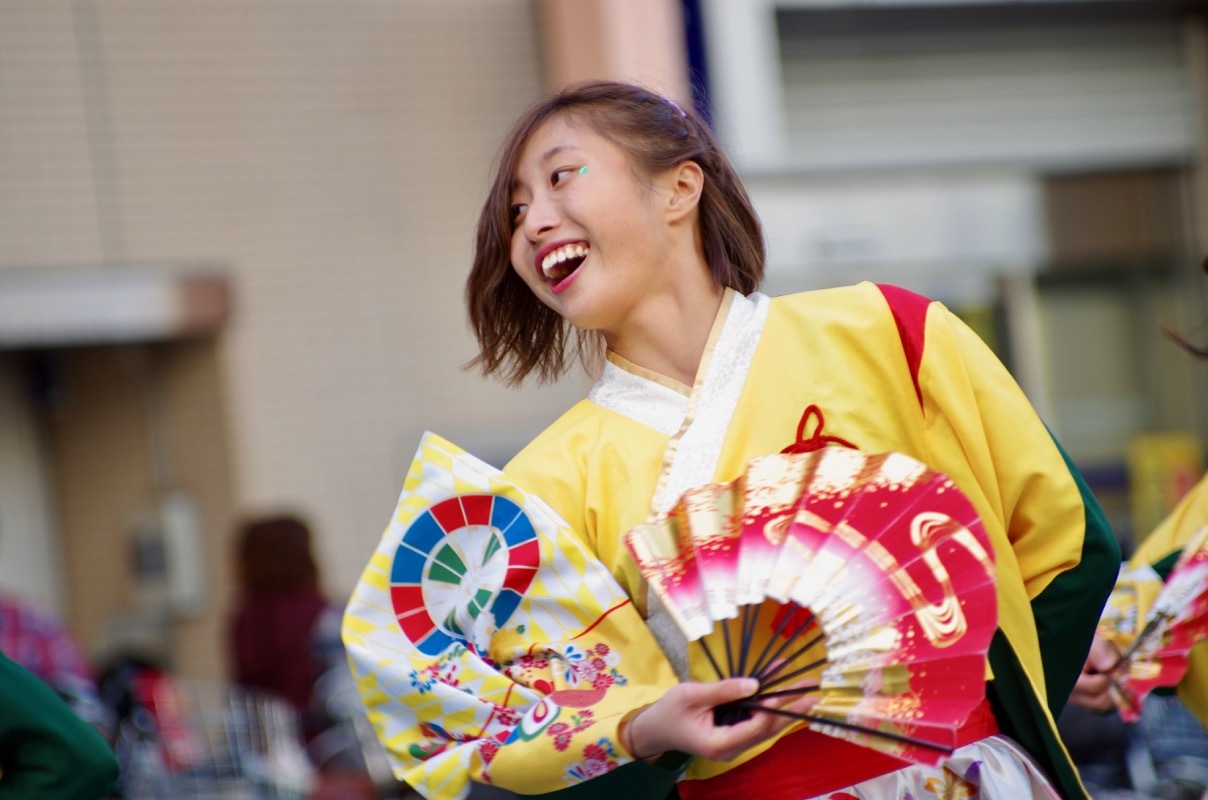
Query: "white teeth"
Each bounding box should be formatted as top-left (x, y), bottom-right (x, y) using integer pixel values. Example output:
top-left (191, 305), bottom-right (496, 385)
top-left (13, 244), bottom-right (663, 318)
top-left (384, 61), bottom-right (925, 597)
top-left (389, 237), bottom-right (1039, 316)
top-left (541, 243), bottom-right (589, 277)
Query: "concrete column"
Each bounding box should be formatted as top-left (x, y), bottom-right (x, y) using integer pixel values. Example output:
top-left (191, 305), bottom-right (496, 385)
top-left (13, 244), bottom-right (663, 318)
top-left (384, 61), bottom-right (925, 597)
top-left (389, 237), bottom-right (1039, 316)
top-left (537, 0), bottom-right (692, 108)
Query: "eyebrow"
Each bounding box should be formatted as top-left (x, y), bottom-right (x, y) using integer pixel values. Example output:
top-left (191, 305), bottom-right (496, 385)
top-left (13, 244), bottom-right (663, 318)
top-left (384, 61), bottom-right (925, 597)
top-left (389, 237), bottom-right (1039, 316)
top-left (540, 144), bottom-right (579, 162)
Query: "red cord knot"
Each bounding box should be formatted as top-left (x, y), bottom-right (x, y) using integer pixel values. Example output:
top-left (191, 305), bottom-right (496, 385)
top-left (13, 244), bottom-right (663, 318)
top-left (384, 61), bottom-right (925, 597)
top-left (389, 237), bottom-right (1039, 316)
top-left (780, 404), bottom-right (858, 455)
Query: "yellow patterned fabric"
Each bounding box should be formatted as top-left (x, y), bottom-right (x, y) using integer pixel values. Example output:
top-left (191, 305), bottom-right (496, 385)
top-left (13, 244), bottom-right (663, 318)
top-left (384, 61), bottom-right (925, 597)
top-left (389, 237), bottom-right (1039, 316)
top-left (343, 433), bottom-right (676, 800)
top-left (346, 285), bottom-right (1115, 799)
top-left (505, 285), bottom-right (1113, 794)
top-left (1128, 472), bottom-right (1208, 726)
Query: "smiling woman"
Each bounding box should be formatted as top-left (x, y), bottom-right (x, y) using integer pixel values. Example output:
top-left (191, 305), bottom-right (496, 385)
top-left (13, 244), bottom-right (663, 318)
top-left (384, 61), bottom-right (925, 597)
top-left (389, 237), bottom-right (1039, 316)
top-left (345, 81), bottom-right (1120, 800)
top-left (466, 82), bottom-right (763, 388)
top-left (500, 114), bottom-right (721, 376)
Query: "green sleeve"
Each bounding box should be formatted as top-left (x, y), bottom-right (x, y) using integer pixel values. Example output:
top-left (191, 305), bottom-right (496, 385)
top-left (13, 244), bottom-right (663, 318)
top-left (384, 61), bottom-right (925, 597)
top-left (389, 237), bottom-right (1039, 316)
top-left (1150, 550), bottom-right (1180, 582)
top-left (1030, 433), bottom-right (1121, 716)
top-left (986, 434), bottom-right (1119, 800)
top-left (0, 653), bottom-right (119, 800)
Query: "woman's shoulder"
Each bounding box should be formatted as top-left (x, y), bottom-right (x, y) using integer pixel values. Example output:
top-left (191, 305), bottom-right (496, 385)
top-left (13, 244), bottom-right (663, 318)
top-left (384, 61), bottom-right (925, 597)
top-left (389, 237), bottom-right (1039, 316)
top-left (769, 282), bottom-right (933, 312)
top-left (506, 395), bottom-right (662, 472)
top-left (767, 282), bottom-right (938, 335)
top-left (503, 399), bottom-right (600, 482)
top-left (501, 401), bottom-right (615, 535)
top-left (511, 396), bottom-right (597, 445)
top-left (504, 394), bottom-right (667, 507)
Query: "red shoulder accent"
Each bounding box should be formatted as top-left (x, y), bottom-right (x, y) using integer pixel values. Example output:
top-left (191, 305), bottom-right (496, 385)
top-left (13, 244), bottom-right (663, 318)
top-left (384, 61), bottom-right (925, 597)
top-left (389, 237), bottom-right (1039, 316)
top-left (876, 284), bottom-right (930, 408)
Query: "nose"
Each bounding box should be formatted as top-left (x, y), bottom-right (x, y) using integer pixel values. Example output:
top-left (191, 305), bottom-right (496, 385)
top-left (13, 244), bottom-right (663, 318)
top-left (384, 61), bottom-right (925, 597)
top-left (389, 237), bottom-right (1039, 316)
top-left (522, 193), bottom-right (559, 242)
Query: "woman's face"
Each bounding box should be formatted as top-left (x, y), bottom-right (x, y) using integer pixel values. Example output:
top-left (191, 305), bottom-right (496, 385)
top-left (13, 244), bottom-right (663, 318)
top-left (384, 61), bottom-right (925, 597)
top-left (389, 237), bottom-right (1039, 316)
top-left (508, 115), bottom-right (678, 335)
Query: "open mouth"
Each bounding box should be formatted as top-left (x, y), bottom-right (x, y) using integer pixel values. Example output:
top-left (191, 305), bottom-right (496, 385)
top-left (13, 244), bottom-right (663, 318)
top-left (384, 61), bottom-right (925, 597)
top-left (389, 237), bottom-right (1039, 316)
top-left (541, 243), bottom-right (589, 285)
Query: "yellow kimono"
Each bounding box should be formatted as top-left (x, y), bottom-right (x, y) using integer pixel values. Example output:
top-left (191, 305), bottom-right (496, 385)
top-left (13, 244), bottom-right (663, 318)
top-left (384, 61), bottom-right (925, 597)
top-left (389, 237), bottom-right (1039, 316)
top-left (346, 284), bottom-right (1119, 800)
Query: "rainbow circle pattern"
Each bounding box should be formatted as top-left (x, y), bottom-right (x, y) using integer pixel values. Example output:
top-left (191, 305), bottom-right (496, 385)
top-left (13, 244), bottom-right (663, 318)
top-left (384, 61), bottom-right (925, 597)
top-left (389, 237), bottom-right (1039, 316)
top-left (390, 494), bottom-right (540, 657)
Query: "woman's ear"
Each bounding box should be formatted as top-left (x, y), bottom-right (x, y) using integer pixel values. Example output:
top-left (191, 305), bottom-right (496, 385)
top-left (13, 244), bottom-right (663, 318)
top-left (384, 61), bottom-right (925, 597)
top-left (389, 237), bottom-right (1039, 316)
top-left (665, 160), bottom-right (704, 223)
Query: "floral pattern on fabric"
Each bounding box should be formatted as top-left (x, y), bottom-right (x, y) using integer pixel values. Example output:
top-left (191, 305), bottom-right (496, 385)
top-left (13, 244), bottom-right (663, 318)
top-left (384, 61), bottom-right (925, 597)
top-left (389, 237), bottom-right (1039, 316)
top-left (565, 739), bottom-right (621, 781)
top-left (410, 654), bottom-right (462, 695)
top-left (921, 766), bottom-right (977, 798)
top-left (343, 433), bottom-right (678, 800)
top-left (547, 710), bottom-right (596, 751)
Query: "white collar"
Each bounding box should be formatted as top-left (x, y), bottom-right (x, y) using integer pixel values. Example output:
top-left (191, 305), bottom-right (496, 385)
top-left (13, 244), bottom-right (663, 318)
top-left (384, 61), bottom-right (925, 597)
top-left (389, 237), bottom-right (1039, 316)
top-left (587, 289), bottom-right (770, 514)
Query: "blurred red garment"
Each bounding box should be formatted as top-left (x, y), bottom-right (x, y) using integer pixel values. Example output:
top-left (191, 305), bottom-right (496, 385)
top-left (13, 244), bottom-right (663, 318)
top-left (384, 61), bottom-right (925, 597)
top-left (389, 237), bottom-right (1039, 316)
top-left (231, 587), bottom-right (329, 711)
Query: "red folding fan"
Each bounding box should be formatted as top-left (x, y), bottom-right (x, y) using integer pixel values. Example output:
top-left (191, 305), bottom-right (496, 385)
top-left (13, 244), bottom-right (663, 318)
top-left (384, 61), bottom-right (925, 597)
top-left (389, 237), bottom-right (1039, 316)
top-left (622, 448), bottom-right (997, 764)
top-left (1105, 526), bottom-right (1208, 722)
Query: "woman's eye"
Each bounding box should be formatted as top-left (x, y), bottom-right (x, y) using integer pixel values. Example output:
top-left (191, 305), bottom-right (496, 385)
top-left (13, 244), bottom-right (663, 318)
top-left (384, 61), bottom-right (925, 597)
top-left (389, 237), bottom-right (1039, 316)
top-left (510, 203), bottom-right (528, 225)
top-left (551, 168), bottom-right (576, 186)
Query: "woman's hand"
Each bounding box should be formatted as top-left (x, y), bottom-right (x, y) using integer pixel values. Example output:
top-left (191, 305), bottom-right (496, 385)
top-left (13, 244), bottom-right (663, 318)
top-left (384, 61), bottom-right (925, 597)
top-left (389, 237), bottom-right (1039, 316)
top-left (622, 677), bottom-right (819, 763)
top-left (1069, 634), bottom-right (1121, 713)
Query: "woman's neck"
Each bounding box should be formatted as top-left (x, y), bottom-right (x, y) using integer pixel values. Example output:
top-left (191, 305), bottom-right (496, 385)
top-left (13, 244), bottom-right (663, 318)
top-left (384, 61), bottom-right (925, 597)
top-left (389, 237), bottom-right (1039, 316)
top-left (604, 276), bottom-right (726, 388)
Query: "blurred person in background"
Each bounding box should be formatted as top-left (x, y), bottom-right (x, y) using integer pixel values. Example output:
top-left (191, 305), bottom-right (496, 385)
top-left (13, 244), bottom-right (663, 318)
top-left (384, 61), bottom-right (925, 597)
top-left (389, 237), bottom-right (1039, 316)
top-left (229, 513), bottom-right (345, 740)
top-left (232, 514), bottom-right (415, 799)
top-left (0, 650), bottom-right (119, 799)
top-left (1062, 298), bottom-right (1208, 800)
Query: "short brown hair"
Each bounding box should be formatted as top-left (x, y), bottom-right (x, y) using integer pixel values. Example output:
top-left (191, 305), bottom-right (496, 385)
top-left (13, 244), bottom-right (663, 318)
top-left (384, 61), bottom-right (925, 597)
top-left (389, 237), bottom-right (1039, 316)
top-left (465, 80), bottom-right (765, 385)
top-left (235, 514), bottom-right (319, 595)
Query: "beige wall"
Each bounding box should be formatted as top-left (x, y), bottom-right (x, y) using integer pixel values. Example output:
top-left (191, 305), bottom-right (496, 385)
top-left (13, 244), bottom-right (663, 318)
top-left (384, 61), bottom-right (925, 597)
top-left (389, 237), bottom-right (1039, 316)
top-left (0, 356), bottom-right (64, 615)
top-left (3, 0), bottom-right (691, 679)
top-left (0, 1), bottom-right (602, 677)
top-left (37, 341), bottom-right (236, 679)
